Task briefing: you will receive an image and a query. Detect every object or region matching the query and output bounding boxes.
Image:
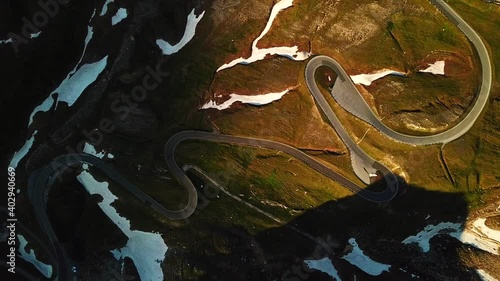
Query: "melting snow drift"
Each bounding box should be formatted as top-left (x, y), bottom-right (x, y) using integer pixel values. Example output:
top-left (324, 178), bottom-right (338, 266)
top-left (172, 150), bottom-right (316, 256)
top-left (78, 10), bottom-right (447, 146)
top-left (29, 56), bottom-right (108, 126)
top-left (17, 234), bottom-right (53, 278)
top-left (111, 8), bottom-right (128, 26)
top-left (304, 257), bottom-right (342, 280)
top-left (403, 219), bottom-right (500, 255)
top-left (351, 70), bottom-right (405, 86)
top-left (0, 38), bottom-right (14, 44)
top-left (77, 168), bottom-right (168, 281)
top-left (100, 0), bottom-right (114, 16)
top-left (9, 131), bottom-right (37, 169)
top-left (201, 89), bottom-right (290, 110)
top-left (30, 31), bottom-right (41, 39)
top-left (83, 142), bottom-right (114, 159)
top-left (342, 238), bottom-right (391, 276)
top-left (217, 0), bottom-right (310, 72)
top-left (28, 12), bottom-right (101, 128)
top-left (156, 9), bottom-right (205, 55)
top-left (419, 60), bottom-right (445, 75)
top-left (54, 57), bottom-right (108, 107)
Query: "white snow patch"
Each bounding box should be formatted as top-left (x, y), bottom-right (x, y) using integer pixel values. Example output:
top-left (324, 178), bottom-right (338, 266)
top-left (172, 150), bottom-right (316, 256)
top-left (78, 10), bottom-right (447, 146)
top-left (17, 234), bottom-right (53, 278)
top-left (419, 61), bottom-right (445, 75)
top-left (110, 231), bottom-right (168, 281)
top-left (350, 70), bottom-right (405, 86)
top-left (30, 31), bottom-right (41, 39)
top-left (471, 218), bottom-right (500, 242)
top-left (28, 12), bottom-right (98, 128)
top-left (304, 257), bottom-right (342, 280)
top-left (156, 9), bottom-right (205, 55)
top-left (201, 89), bottom-right (290, 110)
top-left (28, 97), bottom-right (55, 128)
top-left (0, 38), bottom-right (13, 44)
top-left (403, 222), bottom-right (461, 252)
top-left (77, 168), bottom-right (168, 281)
top-left (451, 219), bottom-right (500, 255)
top-left (28, 56), bottom-right (108, 126)
top-left (83, 142), bottom-right (114, 159)
top-left (9, 130), bottom-right (38, 169)
top-left (54, 57), bottom-right (108, 107)
top-left (1, 32), bottom-right (41, 43)
top-left (403, 220), bottom-right (500, 255)
top-left (111, 249), bottom-right (121, 260)
top-left (100, 0), bottom-right (114, 16)
top-left (111, 8), bottom-right (128, 26)
top-left (218, 46), bottom-right (311, 71)
top-left (477, 269), bottom-right (498, 281)
top-left (342, 238), bottom-right (391, 276)
top-left (74, 9), bottom-right (98, 73)
top-left (217, 0), bottom-right (310, 72)
top-left (83, 142), bottom-right (103, 158)
top-left (77, 25), bottom-right (94, 71)
top-left (258, 0), bottom-right (294, 44)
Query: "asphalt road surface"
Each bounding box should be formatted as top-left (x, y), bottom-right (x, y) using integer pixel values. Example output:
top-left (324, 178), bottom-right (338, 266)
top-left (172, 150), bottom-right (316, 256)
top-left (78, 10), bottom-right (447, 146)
top-left (311, 0), bottom-right (492, 145)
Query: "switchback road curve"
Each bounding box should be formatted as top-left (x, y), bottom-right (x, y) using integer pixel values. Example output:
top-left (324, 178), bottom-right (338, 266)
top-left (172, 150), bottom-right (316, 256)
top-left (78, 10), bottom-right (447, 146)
top-left (165, 131), bottom-right (399, 203)
top-left (309, 0), bottom-right (492, 145)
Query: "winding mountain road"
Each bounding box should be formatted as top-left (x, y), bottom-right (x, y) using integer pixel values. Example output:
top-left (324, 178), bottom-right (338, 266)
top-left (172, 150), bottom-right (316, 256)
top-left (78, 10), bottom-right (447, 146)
top-left (317, 0), bottom-right (492, 145)
top-left (28, 133), bottom-right (399, 281)
top-left (25, 0), bottom-right (491, 280)
top-left (165, 131), bottom-right (399, 203)
top-left (28, 154), bottom-right (199, 281)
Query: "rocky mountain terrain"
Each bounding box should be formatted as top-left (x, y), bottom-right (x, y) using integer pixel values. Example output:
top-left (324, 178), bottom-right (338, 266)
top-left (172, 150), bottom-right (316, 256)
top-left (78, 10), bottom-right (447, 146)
top-left (1, 0), bottom-right (499, 280)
